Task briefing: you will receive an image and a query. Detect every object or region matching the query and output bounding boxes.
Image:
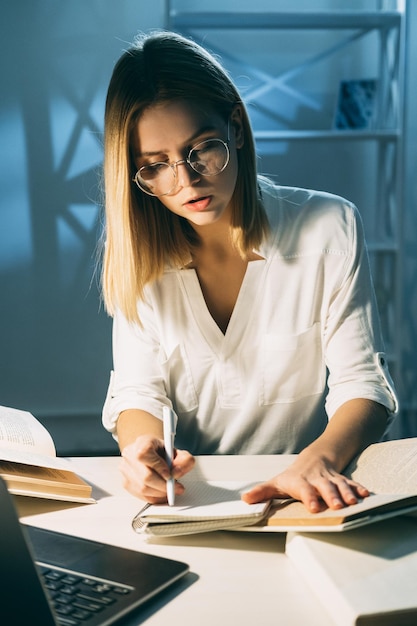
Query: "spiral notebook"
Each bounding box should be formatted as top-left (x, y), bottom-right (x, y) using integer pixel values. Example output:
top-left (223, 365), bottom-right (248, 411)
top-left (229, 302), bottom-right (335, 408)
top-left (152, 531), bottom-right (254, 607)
top-left (132, 480), bottom-right (271, 537)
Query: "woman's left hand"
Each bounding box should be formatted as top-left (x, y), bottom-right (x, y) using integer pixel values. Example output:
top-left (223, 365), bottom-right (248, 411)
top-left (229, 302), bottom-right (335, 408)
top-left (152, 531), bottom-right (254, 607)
top-left (241, 451), bottom-right (369, 513)
top-left (243, 399), bottom-right (390, 512)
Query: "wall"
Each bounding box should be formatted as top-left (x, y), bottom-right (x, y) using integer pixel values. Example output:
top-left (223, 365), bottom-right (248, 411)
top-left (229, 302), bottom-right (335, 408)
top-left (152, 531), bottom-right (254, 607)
top-left (0, 1), bottom-right (415, 453)
top-left (401, 0), bottom-right (417, 434)
top-left (0, 1), bottom-right (166, 452)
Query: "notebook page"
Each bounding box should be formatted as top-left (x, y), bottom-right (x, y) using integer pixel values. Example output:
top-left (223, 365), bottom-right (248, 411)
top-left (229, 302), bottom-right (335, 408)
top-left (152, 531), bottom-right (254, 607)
top-left (141, 481), bottom-right (268, 521)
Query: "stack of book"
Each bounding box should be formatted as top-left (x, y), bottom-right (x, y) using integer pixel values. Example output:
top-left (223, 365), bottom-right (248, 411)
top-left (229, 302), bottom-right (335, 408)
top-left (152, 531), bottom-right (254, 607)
top-left (0, 405), bottom-right (95, 503)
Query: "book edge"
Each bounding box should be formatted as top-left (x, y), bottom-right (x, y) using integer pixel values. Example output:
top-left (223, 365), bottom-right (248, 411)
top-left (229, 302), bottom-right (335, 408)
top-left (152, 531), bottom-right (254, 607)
top-left (285, 532), bottom-right (358, 626)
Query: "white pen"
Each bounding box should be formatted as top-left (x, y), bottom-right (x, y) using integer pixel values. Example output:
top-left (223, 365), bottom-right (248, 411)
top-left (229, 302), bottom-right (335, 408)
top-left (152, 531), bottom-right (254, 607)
top-left (163, 406), bottom-right (178, 506)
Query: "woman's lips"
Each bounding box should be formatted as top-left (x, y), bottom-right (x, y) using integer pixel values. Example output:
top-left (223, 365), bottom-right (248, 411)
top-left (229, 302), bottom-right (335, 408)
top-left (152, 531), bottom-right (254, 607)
top-left (184, 195), bottom-right (212, 211)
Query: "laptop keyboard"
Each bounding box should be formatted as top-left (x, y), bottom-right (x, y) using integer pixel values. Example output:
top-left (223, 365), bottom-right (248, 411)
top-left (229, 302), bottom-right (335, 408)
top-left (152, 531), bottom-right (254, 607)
top-left (38, 564), bottom-right (134, 625)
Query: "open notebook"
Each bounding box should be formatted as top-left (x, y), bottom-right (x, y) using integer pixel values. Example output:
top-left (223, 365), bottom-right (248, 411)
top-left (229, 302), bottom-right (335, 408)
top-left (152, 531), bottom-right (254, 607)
top-left (0, 476), bottom-right (189, 625)
top-left (132, 480), bottom-right (271, 536)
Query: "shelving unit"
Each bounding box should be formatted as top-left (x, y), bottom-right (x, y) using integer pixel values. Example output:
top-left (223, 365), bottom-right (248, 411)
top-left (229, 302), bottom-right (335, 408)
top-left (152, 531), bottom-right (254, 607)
top-left (167, 3), bottom-right (407, 404)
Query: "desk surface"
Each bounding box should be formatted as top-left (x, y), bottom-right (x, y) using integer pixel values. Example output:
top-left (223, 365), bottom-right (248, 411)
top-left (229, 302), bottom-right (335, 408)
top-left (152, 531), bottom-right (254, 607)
top-left (18, 455), bottom-right (333, 626)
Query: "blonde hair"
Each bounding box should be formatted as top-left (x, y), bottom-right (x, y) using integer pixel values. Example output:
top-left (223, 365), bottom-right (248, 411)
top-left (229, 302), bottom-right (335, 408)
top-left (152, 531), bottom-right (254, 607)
top-left (102, 31), bottom-right (269, 323)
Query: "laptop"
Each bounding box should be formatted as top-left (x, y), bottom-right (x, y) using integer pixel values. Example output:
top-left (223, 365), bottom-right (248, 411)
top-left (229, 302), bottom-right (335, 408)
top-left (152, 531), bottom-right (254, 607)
top-left (0, 476), bottom-right (190, 626)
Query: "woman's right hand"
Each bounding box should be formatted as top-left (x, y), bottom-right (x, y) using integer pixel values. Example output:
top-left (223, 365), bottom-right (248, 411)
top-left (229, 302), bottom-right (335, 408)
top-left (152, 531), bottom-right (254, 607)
top-left (119, 434), bottom-right (195, 503)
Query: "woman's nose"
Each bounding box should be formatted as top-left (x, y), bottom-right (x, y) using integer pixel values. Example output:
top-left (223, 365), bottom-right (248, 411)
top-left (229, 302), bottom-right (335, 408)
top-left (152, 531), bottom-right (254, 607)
top-left (176, 160), bottom-right (200, 188)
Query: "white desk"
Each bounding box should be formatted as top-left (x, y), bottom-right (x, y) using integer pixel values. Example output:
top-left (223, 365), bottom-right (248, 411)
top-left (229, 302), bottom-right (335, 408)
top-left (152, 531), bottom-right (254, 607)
top-left (17, 455), bottom-right (334, 626)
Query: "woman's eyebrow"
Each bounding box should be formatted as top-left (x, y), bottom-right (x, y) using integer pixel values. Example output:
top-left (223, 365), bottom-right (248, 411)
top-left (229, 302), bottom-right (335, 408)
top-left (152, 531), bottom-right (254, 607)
top-left (137, 148), bottom-right (167, 158)
top-left (136, 124), bottom-right (220, 159)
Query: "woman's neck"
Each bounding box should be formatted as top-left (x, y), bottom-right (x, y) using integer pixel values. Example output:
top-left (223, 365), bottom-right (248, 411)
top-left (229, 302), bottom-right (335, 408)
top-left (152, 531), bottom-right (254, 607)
top-left (190, 224), bottom-right (237, 267)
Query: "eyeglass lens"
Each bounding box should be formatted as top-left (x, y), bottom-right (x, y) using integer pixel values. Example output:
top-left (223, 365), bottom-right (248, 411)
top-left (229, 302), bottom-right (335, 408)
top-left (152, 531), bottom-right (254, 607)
top-left (136, 138), bottom-right (229, 197)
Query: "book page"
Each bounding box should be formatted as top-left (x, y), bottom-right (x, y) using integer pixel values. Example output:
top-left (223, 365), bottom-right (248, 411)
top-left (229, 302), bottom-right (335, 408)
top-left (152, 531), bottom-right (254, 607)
top-left (0, 405), bottom-right (56, 458)
top-left (0, 450), bottom-right (73, 471)
top-left (0, 461), bottom-right (94, 502)
top-left (345, 438), bottom-right (417, 494)
top-left (266, 493), bottom-right (417, 527)
top-left (0, 459), bottom-right (86, 486)
top-left (141, 480), bottom-right (269, 522)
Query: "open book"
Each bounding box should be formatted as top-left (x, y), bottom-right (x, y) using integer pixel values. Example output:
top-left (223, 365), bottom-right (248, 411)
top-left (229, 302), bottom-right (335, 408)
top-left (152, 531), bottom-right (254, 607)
top-left (259, 437), bottom-right (417, 532)
top-left (132, 438), bottom-right (417, 536)
top-left (0, 405), bottom-right (95, 503)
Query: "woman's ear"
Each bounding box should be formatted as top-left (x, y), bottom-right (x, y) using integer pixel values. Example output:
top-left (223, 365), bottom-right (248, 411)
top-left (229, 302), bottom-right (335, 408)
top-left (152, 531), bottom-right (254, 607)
top-left (230, 105), bottom-right (244, 148)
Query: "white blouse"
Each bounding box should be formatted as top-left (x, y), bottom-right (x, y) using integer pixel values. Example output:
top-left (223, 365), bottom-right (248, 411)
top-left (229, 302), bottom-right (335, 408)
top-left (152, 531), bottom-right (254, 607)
top-left (102, 183), bottom-right (398, 455)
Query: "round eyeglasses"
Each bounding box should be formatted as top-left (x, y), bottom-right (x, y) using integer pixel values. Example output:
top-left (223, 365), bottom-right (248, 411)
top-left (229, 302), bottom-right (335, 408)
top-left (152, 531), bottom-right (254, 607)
top-left (133, 136), bottom-right (230, 197)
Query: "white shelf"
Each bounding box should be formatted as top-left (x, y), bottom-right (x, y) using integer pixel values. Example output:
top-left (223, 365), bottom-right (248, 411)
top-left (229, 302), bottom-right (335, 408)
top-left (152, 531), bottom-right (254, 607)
top-left (254, 130), bottom-right (400, 141)
top-left (170, 11), bottom-right (402, 30)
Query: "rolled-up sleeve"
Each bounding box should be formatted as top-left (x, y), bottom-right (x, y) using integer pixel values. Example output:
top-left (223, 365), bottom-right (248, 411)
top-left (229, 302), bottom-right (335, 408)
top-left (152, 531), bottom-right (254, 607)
top-left (324, 204), bottom-right (399, 422)
top-left (102, 302), bottom-right (167, 437)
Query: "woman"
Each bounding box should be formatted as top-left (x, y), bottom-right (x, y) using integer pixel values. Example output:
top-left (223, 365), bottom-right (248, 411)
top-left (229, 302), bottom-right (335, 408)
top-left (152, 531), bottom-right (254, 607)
top-left (101, 31), bottom-right (398, 513)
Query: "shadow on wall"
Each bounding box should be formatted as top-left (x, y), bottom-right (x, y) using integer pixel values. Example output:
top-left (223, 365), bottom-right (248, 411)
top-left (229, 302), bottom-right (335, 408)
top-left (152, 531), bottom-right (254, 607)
top-left (0, 2), bottom-right (150, 425)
